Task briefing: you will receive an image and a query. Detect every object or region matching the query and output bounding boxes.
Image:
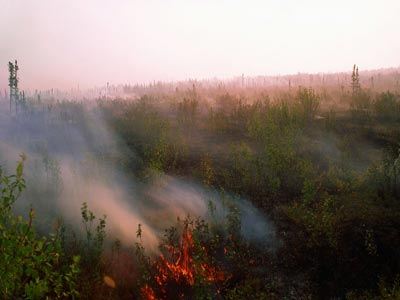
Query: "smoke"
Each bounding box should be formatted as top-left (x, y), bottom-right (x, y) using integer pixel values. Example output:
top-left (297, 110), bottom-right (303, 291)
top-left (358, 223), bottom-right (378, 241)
top-left (0, 99), bottom-right (275, 252)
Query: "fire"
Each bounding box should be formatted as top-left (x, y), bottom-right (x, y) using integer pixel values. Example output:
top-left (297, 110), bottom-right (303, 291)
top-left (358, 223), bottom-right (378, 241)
top-left (141, 227), bottom-right (227, 299)
top-left (156, 229), bottom-right (195, 287)
top-left (141, 284), bottom-right (156, 300)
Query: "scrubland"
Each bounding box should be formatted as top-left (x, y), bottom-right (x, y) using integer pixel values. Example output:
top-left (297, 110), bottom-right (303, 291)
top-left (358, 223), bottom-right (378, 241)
top-left (1, 68), bottom-right (400, 299)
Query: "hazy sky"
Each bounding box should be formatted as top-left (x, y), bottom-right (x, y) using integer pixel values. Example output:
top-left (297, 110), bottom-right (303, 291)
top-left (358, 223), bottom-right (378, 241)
top-left (1, 0), bottom-right (399, 90)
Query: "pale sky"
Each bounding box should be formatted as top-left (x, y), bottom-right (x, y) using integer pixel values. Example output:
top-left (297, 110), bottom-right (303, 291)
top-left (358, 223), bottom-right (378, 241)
top-left (0, 0), bottom-right (399, 90)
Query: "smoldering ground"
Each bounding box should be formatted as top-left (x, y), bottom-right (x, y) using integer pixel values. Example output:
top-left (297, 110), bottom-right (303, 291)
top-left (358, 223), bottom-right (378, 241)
top-left (0, 98), bottom-right (276, 252)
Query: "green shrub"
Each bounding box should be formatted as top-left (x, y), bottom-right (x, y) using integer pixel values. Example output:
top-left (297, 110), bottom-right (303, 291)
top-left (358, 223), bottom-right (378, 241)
top-left (373, 91), bottom-right (400, 121)
top-left (296, 87), bottom-right (320, 124)
top-left (0, 157), bottom-right (80, 299)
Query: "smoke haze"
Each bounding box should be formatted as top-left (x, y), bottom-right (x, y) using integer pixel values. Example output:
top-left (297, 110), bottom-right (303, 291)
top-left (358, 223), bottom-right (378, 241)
top-left (0, 100), bottom-right (275, 251)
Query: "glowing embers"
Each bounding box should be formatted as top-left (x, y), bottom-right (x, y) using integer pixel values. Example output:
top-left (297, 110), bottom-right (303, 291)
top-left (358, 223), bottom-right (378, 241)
top-left (141, 284), bottom-right (157, 300)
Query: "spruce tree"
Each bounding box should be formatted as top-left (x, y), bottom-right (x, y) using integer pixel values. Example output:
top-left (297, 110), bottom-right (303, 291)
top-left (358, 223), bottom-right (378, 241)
top-left (8, 60), bottom-right (19, 114)
top-left (351, 64), bottom-right (360, 96)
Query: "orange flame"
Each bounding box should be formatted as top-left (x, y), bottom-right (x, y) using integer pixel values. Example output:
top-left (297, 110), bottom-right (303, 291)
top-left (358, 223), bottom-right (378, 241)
top-left (141, 284), bottom-right (157, 300)
top-left (156, 229), bottom-right (195, 287)
top-left (141, 227), bottom-right (227, 299)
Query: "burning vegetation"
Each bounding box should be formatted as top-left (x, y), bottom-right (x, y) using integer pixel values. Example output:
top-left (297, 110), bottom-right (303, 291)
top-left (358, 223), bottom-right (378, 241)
top-left (1, 63), bottom-right (400, 299)
top-left (134, 213), bottom-right (274, 299)
top-left (141, 223), bottom-right (227, 299)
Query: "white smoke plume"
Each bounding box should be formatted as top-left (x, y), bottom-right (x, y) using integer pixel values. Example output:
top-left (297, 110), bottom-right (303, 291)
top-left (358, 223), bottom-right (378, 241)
top-left (0, 99), bottom-right (275, 251)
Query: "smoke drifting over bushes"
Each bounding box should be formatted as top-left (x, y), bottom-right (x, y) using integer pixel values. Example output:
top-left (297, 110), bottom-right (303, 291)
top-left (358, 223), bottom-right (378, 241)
top-left (0, 99), bottom-right (275, 251)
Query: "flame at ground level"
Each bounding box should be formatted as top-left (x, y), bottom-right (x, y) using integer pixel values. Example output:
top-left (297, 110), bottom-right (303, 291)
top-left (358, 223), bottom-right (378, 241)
top-left (141, 227), bottom-right (227, 299)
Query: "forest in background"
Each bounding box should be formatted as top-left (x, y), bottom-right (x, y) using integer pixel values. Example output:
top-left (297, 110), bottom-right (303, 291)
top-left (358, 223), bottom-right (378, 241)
top-left (1, 65), bottom-right (400, 299)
